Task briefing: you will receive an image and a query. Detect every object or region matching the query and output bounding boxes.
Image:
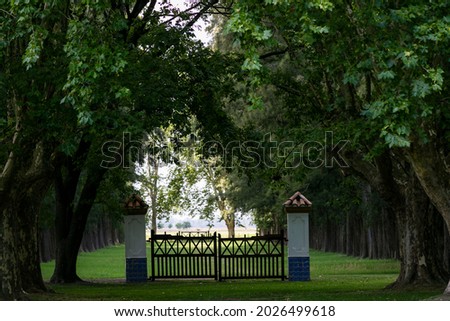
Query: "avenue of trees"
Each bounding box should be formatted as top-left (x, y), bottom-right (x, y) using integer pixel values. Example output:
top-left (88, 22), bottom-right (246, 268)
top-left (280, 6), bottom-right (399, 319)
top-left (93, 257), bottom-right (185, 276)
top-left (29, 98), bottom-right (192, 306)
top-left (222, 0), bottom-right (449, 291)
top-left (1, 0), bottom-right (449, 299)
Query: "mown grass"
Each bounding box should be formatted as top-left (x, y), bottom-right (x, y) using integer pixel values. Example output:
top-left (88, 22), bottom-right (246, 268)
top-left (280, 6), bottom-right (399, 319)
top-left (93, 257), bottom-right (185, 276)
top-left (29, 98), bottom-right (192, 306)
top-left (36, 245), bottom-right (444, 301)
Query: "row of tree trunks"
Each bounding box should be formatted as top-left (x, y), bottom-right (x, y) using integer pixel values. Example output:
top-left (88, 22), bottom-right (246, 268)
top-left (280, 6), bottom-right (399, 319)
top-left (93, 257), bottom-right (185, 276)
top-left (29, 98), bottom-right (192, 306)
top-left (310, 206), bottom-right (399, 260)
top-left (40, 228), bottom-right (57, 263)
top-left (82, 214), bottom-right (123, 252)
top-left (337, 150), bottom-right (449, 289)
top-left (309, 184), bottom-right (449, 286)
top-left (40, 217), bottom-right (124, 262)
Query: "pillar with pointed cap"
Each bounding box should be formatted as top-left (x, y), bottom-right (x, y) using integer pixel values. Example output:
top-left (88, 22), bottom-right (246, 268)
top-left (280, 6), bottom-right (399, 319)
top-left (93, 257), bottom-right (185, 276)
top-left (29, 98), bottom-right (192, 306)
top-left (283, 191), bottom-right (312, 281)
top-left (124, 194), bottom-right (149, 282)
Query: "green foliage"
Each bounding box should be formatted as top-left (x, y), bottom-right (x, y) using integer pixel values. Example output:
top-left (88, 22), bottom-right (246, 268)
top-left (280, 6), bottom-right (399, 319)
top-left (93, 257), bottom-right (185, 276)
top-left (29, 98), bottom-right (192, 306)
top-left (212, 1), bottom-right (450, 233)
top-left (226, 0), bottom-right (450, 148)
top-left (62, 5), bottom-right (130, 125)
top-left (1, 1), bottom-right (245, 291)
top-left (305, 168), bottom-right (385, 226)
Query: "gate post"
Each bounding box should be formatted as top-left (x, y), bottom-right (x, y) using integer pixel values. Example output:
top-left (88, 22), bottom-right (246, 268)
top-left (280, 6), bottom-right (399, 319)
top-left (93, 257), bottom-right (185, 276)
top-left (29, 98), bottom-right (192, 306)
top-left (124, 194), bottom-right (149, 282)
top-left (283, 192), bottom-right (312, 281)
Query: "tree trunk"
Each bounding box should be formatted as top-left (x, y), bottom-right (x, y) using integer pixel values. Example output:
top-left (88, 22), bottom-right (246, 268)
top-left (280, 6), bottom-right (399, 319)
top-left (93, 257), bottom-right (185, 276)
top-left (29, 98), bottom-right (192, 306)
top-left (344, 150), bottom-right (448, 287)
top-left (40, 228), bottom-right (55, 263)
top-left (392, 178), bottom-right (449, 287)
top-left (149, 157), bottom-right (159, 233)
top-left (17, 181), bottom-right (51, 293)
top-left (408, 140), bottom-right (450, 233)
top-left (223, 210), bottom-right (235, 238)
top-left (50, 165), bottom-right (107, 283)
top-left (1, 181), bottom-right (49, 299)
top-left (1, 141), bottom-right (51, 299)
top-left (1, 199), bottom-right (23, 300)
top-left (407, 139), bottom-right (450, 293)
top-left (150, 189), bottom-right (158, 234)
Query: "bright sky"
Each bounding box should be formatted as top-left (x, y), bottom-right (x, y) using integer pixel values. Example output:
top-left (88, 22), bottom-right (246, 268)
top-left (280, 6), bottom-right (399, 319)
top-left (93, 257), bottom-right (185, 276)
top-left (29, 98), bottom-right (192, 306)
top-left (170, 0), bottom-right (213, 44)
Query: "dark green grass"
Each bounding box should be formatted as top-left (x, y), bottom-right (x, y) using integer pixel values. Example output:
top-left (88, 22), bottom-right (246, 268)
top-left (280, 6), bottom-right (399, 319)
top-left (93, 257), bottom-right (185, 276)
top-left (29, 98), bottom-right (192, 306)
top-left (37, 245), bottom-right (444, 301)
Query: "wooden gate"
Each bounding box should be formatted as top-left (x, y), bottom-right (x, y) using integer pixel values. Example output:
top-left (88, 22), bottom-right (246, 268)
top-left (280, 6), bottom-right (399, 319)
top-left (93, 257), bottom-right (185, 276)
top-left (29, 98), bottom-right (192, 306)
top-left (149, 231), bottom-right (286, 281)
top-left (149, 230), bottom-right (218, 280)
top-left (218, 233), bottom-right (285, 281)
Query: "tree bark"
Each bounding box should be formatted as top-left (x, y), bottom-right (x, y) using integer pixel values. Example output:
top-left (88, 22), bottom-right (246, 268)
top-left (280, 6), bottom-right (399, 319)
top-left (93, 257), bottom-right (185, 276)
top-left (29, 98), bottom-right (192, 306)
top-left (407, 139), bottom-right (450, 293)
top-left (1, 142), bottom-right (51, 299)
top-left (344, 150), bottom-right (449, 287)
top-left (0, 198), bottom-right (22, 300)
top-left (408, 139), bottom-right (450, 232)
top-left (50, 164), bottom-right (107, 283)
top-left (149, 156), bottom-right (159, 234)
top-left (392, 172), bottom-right (449, 287)
top-left (16, 179), bottom-right (51, 293)
top-left (224, 210), bottom-right (236, 238)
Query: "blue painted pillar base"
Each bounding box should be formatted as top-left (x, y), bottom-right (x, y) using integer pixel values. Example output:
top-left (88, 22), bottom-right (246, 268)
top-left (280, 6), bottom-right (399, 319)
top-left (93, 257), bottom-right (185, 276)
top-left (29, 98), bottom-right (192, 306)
top-left (126, 258), bottom-right (148, 282)
top-left (288, 257), bottom-right (310, 281)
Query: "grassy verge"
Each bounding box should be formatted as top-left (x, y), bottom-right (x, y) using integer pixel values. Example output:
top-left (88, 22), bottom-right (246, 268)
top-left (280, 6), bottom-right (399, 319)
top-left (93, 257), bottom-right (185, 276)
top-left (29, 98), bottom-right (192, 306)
top-left (36, 245), bottom-right (444, 301)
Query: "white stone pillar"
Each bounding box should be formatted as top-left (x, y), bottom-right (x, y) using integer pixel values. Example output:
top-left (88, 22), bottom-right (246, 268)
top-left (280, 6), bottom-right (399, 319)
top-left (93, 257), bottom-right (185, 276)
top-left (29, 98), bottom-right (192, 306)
top-left (284, 192), bottom-right (312, 281)
top-left (124, 195), bottom-right (148, 282)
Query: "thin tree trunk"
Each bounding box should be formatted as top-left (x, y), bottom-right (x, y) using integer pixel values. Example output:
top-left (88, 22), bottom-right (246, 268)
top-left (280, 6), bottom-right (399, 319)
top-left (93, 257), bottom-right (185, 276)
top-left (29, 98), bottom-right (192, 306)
top-left (143, 153), bottom-right (159, 234)
top-left (224, 211), bottom-right (235, 238)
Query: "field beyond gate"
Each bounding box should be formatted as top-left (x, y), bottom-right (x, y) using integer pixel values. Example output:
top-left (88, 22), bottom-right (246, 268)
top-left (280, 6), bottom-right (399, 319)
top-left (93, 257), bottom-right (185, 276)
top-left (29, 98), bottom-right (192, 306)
top-left (149, 230), bottom-right (285, 281)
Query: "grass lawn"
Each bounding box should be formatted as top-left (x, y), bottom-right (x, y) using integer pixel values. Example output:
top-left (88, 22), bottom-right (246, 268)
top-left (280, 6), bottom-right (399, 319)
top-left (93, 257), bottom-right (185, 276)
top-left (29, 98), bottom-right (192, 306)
top-left (36, 245), bottom-right (445, 301)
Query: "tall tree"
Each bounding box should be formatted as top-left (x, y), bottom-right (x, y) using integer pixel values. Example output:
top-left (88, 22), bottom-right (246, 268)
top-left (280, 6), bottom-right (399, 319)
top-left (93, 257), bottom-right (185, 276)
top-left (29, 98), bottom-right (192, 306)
top-left (50, 0), bottom-right (237, 284)
top-left (0, 0), bottom-right (232, 297)
top-left (224, 0), bottom-right (450, 291)
top-left (1, 1), bottom-right (70, 298)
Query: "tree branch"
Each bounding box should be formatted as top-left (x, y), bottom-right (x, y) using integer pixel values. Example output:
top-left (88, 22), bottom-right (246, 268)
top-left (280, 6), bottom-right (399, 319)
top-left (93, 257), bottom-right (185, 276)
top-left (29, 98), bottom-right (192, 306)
top-left (181, 0), bottom-right (219, 34)
top-left (260, 47), bottom-right (288, 60)
top-left (129, 0), bottom-right (149, 20)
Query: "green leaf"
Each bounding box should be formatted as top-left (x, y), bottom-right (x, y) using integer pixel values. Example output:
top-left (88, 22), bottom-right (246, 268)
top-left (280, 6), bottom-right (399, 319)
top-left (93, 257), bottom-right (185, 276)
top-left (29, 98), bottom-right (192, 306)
top-left (242, 55), bottom-right (262, 71)
top-left (262, 29), bottom-right (272, 40)
top-left (383, 133), bottom-right (410, 148)
top-left (399, 51), bottom-right (419, 68)
top-left (427, 68), bottom-right (444, 91)
top-left (412, 79), bottom-right (430, 97)
top-left (77, 111), bottom-right (93, 126)
top-left (343, 72), bottom-right (360, 85)
top-left (377, 70), bottom-right (395, 80)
